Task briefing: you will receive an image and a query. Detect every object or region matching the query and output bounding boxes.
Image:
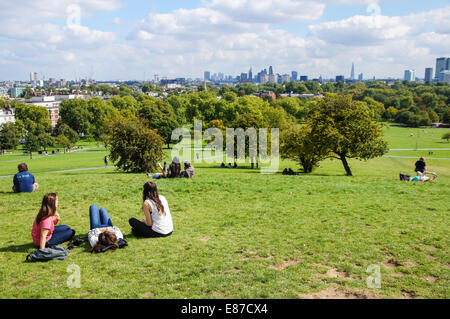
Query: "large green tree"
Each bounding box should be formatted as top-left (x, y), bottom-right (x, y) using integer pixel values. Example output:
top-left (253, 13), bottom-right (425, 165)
top-left (108, 117), bottom-right (164, 173)
top-left (307, 94), bottom-right (388, 176)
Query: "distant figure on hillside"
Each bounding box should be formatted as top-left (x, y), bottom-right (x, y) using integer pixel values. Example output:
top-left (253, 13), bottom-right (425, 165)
top-left (414, 157), bottom-right (426, 174)
top-left (149, 158), bottom-right (182, 179)
top-left (13, 163), bottom-right (39, 193)
top-left (129, 181), bottom-right (173, 238)
top-left (227, 163), bottom-right (232, 168)
top-left (104, 156), bottom-right (109, 168)
top-left (233, 162), bottom-right (238, 169)
top-left (220, 162), bottom-right (226, 168)
top-left (163, 161), bottom-right (168, 174)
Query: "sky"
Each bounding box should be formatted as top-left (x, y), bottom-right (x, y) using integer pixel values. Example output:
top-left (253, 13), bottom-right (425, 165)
top-left (0, 0), bottom-right (449, 81)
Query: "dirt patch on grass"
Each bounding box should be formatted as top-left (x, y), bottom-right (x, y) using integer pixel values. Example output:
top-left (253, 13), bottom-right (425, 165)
top-left (325, 268), bottom-right (350, 278)
top-left (381, 258), bottom-right (401, 270)
top-left (424, 276), bottom-right (438, 283)
top-left (299, 286), bottom-right (375, 299)
top-left (401, 290), bottom-right (417, 299)
top-left (268, 258), bottom-right (302, 270)
top-left (198, 237), bottom-right (211, 242)
top-left (143, 291), bottom-right (155, 298)
top-left (402, 261), bottom-right (417, 268)
top-left (241, 252), bottom-right (275, 261)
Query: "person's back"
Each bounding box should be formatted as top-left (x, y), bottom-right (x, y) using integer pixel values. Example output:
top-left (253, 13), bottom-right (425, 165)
top-left (13, 163), bottom-right (37, 193)
top-left (415, 158), bottom-right (426, 172)
top-left (146, 195), bottom-right (173, 235)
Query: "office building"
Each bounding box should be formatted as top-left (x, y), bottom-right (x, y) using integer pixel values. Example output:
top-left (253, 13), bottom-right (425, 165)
top-left (435, 57), bottom-right (448, 81)
top-left (10, 87), bottom-right (25, 98)
top-left (269, 66), bottom-right (273, 75)
top-left (358, 73), bottom-right (363, 81)
top-left (204, 71), bottom-right (210, 81)
top-left (291, 71), bottom-right (298, 82)
top-left (248, 68), bottom-right (253, 82)
top-left (282, 74), bottom-right (291, 83)
top-left (336, 75), bottom-right (345, 82)
top-left (425, 68), bottom-right (433, 82)
top-left (404, 70), bottom-right (415, 82)
top-left (300, 76), bottom-right (308, 82)
top-left (350, 62), bottom-right (355, 80)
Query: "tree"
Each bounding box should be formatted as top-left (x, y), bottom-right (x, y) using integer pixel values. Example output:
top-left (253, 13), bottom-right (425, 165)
top-left (442, 132), bottom-right (450, 143)
top-left (56, 135), bottom-right (72, 153)
top-left (0, 121), bottom-right (25, 150)
top-left (23, 134), bottom-right (40, 159)
top-left (55, 123), bottom-right (79, 145)
top-left (37, 133), bottom-right (54, 151)
top-left (281, 124), bottom-right (325, 173)
top-left (108, 118), bottom-right (164, 173)
top-left (59, 99), bottom-right (91, 135)
top-left (307, 94), bottom-right (388, 176)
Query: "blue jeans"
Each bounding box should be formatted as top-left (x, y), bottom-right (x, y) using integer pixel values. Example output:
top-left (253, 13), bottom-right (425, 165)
top-left (46, 225), bottom-right (75, 247)
top-left (89, 204), bottom-right (113, 230)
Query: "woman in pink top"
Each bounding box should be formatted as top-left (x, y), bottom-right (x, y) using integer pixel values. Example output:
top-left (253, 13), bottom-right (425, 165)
top-left (31, 193), bottom-right (75, 249)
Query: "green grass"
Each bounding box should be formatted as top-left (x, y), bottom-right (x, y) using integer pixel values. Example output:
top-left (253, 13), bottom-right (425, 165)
top-left (0, 126), bottom-right (449, 299)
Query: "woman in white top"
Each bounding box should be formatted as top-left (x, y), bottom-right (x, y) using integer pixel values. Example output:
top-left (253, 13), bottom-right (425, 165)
top-left (129, 181), bottom-right (173, 238)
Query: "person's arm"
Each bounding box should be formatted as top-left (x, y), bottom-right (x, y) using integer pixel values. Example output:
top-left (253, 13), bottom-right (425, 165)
top-left (142, 201), bottom-right (153, 227)
top-left (13, 175), bottom-right (18, 191)
top-left (158, 163), bottom-right (166, 177)
top-left (39, 229), bottom-right (49, 250)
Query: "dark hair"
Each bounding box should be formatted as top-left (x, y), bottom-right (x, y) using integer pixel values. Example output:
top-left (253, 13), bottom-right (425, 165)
top-left (36, 193), bottom-right (57, 225)
top-left (90, 231), bottom-right (119, 252)
top-left (143, 181), bottom-right (165, 215)
top-left (168, 163), bottom-right (181, 178)
top-left (18, 163), bottom-right (28, 172)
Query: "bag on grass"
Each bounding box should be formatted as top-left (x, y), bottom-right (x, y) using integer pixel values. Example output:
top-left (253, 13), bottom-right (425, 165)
top-left (400, 173), bottom-right (410, 181)
top-left (26, 246), bottom-right (69, 262)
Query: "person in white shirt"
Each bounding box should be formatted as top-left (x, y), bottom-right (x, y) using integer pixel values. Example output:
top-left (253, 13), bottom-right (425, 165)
top-left (88, 204), bottom-right (123, 249)
top-left (128, 181), bottom-right (174, 238)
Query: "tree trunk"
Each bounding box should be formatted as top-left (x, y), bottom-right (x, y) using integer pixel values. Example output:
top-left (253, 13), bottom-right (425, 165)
top-left (340, 154), bottom-right (353, 176)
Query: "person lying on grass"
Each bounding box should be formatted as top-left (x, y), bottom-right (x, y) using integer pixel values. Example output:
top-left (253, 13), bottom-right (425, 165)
top-left (31, 193), bottom-right (75, 250)
top-left (410, 172), bottom-right (437, 182)
top-left (129, 181), bottom-right (173, 238)
top-left (13, 163), bottom-right (39, 193)
top-left (88, 204), bottom-right (123, 253)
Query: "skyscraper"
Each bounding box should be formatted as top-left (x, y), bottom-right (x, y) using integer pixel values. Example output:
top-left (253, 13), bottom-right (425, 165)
top-left (435, 57), bottom-right (447, 81)
top-left (336, 75), bottom-right (345, 82)
top-left (269, 66), bottom-right (273, 75)
top-left (404, 70), bottom-right (415, 82)
top-left (358, 73), bottom-right (363, 81)
top-left (291, 71), bottom-right (298, 82)
top-left (248, 68), bottom-right (253, 82)
top-left (350, 62), bottom-right (355, 80)
top-left (425, 68), bottom-right (433, 82)
top-left (204, 71), bottom-right (211, 81)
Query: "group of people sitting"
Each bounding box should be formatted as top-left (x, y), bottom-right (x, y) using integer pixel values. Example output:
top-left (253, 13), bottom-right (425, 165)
top-left (400, 157), bottom-right (438, 182)
top-left (220, 162), bottom-right (238, 169)
top-left (282, 168), bottom-right (299, 176)
top-left (30, 181), bottom-right (173, 253)
top-left (149, 157), bottom-right (194, 179)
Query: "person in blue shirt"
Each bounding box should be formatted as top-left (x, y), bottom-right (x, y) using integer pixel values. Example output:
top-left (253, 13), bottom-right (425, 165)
top-left (13, 163), bottom-right (39, 193)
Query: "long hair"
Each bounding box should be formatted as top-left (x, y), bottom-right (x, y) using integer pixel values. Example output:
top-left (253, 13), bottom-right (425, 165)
top-left (143, 181), bottom-right (165, 215)
top-left (36, 193), bottom-right (57, 225)
top-left (90, 231), bottom-right (119, 252)
top-left (168, 163), bottom-right (181, 178)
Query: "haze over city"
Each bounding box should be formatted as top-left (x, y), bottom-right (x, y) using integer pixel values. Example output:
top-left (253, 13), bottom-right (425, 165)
top-left (1, 0), bottom-right (449, 81)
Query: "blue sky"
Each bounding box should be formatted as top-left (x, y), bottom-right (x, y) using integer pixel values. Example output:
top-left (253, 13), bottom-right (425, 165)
top-left (0, 0), bottom-right (449, 81)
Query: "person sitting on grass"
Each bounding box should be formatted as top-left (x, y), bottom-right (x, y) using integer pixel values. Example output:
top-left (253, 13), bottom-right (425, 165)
top-left (88, 204), bottom-right (123, 253)
top-left (129, 181), bottom-right (173, 238)
top-left (149, 161), bottom-right (181, 179)
top-left (414, 157), bottom-right (436, 177)
top-left (227, 163), bottom-right (232, 168)
top-left (181, 161), bottom-right (194, 178)
top-left (13, 163), bottom-right (39, 193)
top-left (31, 193), bottom-right (76, 249)
top-left (220, 162), bottom-right (226, 168)
top-left (233, 162), bottom-right (238, 168)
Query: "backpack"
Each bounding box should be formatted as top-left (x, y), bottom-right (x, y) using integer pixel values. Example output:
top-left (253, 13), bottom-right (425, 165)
top-left (400, 173), bottom-right (410, 181)
top-left (26, 246), bottom-right (69, 262)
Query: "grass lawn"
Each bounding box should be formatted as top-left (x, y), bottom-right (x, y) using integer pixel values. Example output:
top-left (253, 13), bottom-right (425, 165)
top-left (0, 127), bottom-right (449, 299)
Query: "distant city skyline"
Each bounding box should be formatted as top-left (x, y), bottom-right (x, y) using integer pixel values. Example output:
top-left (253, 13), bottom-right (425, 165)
top-left (0, 1), bottom-right (449, 81)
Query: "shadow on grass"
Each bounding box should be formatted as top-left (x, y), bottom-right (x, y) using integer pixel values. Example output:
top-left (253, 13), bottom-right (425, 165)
top-left (0, 242), bottom-right (36, 253)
